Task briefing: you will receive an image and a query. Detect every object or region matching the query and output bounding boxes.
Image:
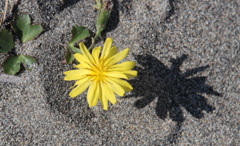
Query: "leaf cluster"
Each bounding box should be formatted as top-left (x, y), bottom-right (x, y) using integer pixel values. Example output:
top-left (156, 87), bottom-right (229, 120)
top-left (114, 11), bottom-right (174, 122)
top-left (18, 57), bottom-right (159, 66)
top-left (64, 0), bottom-right (111, 64)
top-left (0, 13), bottom-right (43, 75)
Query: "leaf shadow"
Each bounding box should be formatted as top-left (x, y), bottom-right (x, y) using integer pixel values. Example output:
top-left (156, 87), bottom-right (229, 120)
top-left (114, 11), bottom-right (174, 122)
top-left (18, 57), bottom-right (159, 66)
top-left (126, 54), bottom-right (222, 144)
top-left (100, 0), bottom-right (120, 42)
top-left (105, 0), bottom-right (120, 33)
top-left (60, 0), bottom-right (81, 11)
top-left (165, 0), bottom-right (177, 21)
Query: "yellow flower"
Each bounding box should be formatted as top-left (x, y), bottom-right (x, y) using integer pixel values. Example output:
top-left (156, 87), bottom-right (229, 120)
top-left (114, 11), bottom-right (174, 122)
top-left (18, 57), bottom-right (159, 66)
top-left (64, 38), bottom-right (137, 110)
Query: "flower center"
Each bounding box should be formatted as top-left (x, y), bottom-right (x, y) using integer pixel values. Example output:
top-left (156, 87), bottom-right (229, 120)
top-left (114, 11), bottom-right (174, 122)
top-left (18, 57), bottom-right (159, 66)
top-left (91, 60), bottom-right (108, 81)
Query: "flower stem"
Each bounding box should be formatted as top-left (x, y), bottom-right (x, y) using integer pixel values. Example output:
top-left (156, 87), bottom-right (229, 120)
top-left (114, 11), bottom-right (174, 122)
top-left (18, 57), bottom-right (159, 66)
top-left (89, 32), bottom-right (101, 51)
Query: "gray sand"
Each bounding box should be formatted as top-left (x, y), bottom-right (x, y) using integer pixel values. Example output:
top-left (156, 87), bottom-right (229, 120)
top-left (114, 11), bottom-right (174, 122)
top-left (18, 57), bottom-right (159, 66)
top-left (0, 0), bottom-right (239, 145)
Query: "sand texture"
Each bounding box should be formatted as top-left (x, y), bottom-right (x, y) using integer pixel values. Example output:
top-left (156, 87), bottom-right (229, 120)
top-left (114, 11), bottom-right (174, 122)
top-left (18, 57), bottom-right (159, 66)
top-left (0, 0), bottom-right (239, 145)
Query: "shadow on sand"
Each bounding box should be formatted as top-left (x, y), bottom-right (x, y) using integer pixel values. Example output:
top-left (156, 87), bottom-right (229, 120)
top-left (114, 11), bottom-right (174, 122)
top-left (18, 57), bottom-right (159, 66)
top-left (126, 54), bottom-right (222, 144)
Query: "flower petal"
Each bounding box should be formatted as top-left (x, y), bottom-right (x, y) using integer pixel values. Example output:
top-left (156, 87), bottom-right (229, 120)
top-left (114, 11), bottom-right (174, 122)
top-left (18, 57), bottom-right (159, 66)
top-left (105, 72), bottom-right (129, 79)
top-left (74, 53), bottom-right (89, 64)
top-left (79, 42), bottom-right (94, 63)
top-left (99, 82), bottom-right (108, 110)
top-left (69, 77), bottom-right (91, 97)
top-left (102, 82), bottom-right (116, 104)
top-left (107, 79), bottom-right (125, 96)
top-left (64, 70), bottom-right (91, 80)
top-left (64, 69), bottom-right (82, 75)
top-left (64, 69), bottom-right (90, 75)
top-left (87, 80), bottom-right (99, 107)
top-left (123, 70), bottom-right (138, 78)
top-left (64, 75), bottom-right (83, 81)
top-left (105, 46), bottom-right (118, 61)
top-left (74, 63), bottom-right (91, 69)
top-left (92, 47), bottom-right (101, 64)
top-left (105, 48), bottom-right (129, 66)
top-left (108, 61), bottom-right (136, 71)
top-left (100, 38), bottom-right (112, 59)
top-left (108, 77), bottom-right (133, 92)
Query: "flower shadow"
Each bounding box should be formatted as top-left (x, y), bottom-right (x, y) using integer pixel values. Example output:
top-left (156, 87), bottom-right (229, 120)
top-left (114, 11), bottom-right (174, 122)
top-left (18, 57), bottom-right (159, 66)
top-left (127, 54), bottom-right (222, 144)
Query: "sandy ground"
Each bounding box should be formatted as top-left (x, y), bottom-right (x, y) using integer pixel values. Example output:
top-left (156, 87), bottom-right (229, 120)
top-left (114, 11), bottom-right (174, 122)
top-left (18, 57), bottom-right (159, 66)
top-left (0, 0), bottom-right (239, 145)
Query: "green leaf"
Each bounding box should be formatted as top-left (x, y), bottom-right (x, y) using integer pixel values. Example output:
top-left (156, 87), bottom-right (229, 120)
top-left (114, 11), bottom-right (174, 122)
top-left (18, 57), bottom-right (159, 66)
top-left (68, 45), bottom-right (81, 54)
top-left (2, 54), bottom-right (37, 75)
top-left (18, 54), bottom-right (37, 70)
top-left (11, 13), bottom-right (43, 43)
top-left (2, 56), bottom-right (20, 75)
top-left (65, 48), bottom-right (74, 64)
top-left (0, 29), bottom-right (15, 53)
top-left (68, 25), bottom-right (90, 46)
top-left (66, 26), bottom-right (89, 60)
